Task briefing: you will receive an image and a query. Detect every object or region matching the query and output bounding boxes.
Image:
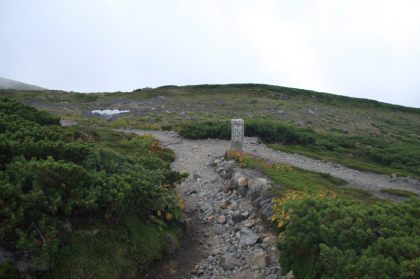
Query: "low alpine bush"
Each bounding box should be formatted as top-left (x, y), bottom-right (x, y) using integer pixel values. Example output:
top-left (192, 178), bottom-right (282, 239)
top-left (274, 192), bottom-right (420, 278)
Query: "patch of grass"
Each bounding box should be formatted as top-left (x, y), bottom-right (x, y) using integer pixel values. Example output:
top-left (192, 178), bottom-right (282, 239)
top-left (226, 149), bottom-right (382, 204)
top-left (70, 127), bottom-right (175, 162)
top-left (42, 212), bottom-right (184, 279)
top-left (72, 93), bottom-right (99, 102)
top-left (266, 142), bottom-right (417, 178)
top-left (380, 188), bottom-right (419, 197)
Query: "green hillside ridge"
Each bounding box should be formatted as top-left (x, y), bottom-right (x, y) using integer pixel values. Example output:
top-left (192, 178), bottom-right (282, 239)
top-left (0, 77), bottom-right (47, 91)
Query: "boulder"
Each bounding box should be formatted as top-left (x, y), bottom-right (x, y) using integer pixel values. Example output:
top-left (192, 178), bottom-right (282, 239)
top-left (296, 121), bottom-right (305, 127)
top-left (248, 178), bottom-right (270, 199)
top-left (259, 197), bottom-right (273, 207)
top-left (245, 249), bottom-right (269, 267)
top-left (158, 96), bottom-right (166, 100)
top-left (308, 110), bottom-right (316, 115)
top-left (261, 205), bottom-right (275, 219)
top-left (219, 254), bottom-right (242, 270)
top-left (240, 227), bottom-right (260, 247)
top-left (276, 110), bottom-right (285, 114)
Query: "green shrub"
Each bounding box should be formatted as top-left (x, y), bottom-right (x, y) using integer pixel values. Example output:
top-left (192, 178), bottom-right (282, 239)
top-left (276, 196), bottom-right (420, 278)
top-left (72, 93), bottom-right (98, 102)
top-left (315, 139), bottom-right (337, 151)
top-left (0, 261), bottom-right (20, 279)
top-left (0, 98), bottom-right (188, 267)
top-left (178, 121), bottom-right (230, 140)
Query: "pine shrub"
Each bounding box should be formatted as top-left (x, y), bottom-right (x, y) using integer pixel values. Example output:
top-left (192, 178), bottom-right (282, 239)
top-left (274, 193), bottom-right (420, 278)
top-left (0, 97), bottom-right (188, 267)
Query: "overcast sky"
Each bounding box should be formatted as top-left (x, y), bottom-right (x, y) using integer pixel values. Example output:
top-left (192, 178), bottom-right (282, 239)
top-left (1, 1), bottom-right (420, 108)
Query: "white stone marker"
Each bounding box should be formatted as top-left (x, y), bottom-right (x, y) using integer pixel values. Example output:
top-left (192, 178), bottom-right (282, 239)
top-left (231, 119), bottom-right (244, 151)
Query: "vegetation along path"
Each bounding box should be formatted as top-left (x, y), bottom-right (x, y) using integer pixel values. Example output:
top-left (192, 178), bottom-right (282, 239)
top-left (114, 128), bottom-right (420, 279)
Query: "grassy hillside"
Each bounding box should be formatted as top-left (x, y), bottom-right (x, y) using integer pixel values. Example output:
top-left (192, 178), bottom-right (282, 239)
top-left (1, 83), bottom-right (419, 178)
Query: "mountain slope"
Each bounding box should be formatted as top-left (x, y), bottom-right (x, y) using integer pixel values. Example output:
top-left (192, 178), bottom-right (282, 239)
top-left (0, 76), bottom-right (47, 90)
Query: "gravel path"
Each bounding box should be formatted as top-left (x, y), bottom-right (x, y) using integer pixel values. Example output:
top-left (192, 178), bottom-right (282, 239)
top-left (113, 128), bottom-right (420, 279)
top-left (115, 128), bottom-right (420, 197)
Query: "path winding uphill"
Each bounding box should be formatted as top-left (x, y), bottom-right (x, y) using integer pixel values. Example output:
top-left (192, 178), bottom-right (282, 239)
top-left (115, 128), bottom-right (420, 197)
top-left (113, 128), bottom-right (420, 279)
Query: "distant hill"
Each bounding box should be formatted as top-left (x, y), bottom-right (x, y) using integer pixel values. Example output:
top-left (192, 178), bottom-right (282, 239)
top-left (0, 76), bottom-right (47, 90)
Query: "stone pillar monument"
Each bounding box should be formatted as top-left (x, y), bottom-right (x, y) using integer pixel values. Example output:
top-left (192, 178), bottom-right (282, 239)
top-left (231, 119), bottom-right (244, 152)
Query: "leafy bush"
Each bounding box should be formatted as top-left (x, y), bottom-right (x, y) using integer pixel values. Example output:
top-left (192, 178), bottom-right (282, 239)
top-left (178, 119), bottom-right (315, 144)
top-left (178, 121), bottom-right (230, 140)
top-left (274, 193), bottom-right (420, 278)
top-left (0, 97), bottom-right (188, 266)
top-left (365, 143), bottom-right (420, 175)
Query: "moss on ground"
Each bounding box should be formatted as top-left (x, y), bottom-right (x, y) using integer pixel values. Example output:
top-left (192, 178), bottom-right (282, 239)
top-left (41, 212), bottom-right (184, 279)
top-left (380, 188), bottom-right (419, 197)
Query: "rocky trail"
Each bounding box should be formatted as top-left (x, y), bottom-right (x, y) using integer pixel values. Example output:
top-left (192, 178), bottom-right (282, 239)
top-left (113, 128), bottom-right (420, 279)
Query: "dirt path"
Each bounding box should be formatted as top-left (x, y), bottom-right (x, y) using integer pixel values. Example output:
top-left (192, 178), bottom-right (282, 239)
top-left (113, 128), bottom-right (420, 279)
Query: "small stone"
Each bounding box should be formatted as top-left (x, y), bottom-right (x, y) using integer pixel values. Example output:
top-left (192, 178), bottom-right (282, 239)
top-left (217, 167), bottom-right (225, 173)
top-left (166, 234), bottom-right (177, 254)
top-left (286, 270), bottom-right (295, 279)
top-left (218, 215), bottom-right (227, 224)
top-left (219, 200), bottom-right (230, 209)
top-left (223, 184), bottom-right (231, 193)
top-left (244, 221), bottom-right (255, 228)
top-left (232, 212), bottom-right (243, 223)
top-left (228, 193), bottom-right (238, 201)
top-left (238, 177), bottom-right (248, 187)
top-left (238, 186), bottom-right (248, 196)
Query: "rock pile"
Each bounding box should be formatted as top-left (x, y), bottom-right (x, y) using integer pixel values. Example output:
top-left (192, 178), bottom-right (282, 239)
top-left (186, 157), bottom-right (282, 278)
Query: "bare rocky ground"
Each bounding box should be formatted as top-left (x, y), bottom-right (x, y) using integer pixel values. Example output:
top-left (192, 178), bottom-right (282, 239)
top-left (112, 128), bottom-right (420, 279)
